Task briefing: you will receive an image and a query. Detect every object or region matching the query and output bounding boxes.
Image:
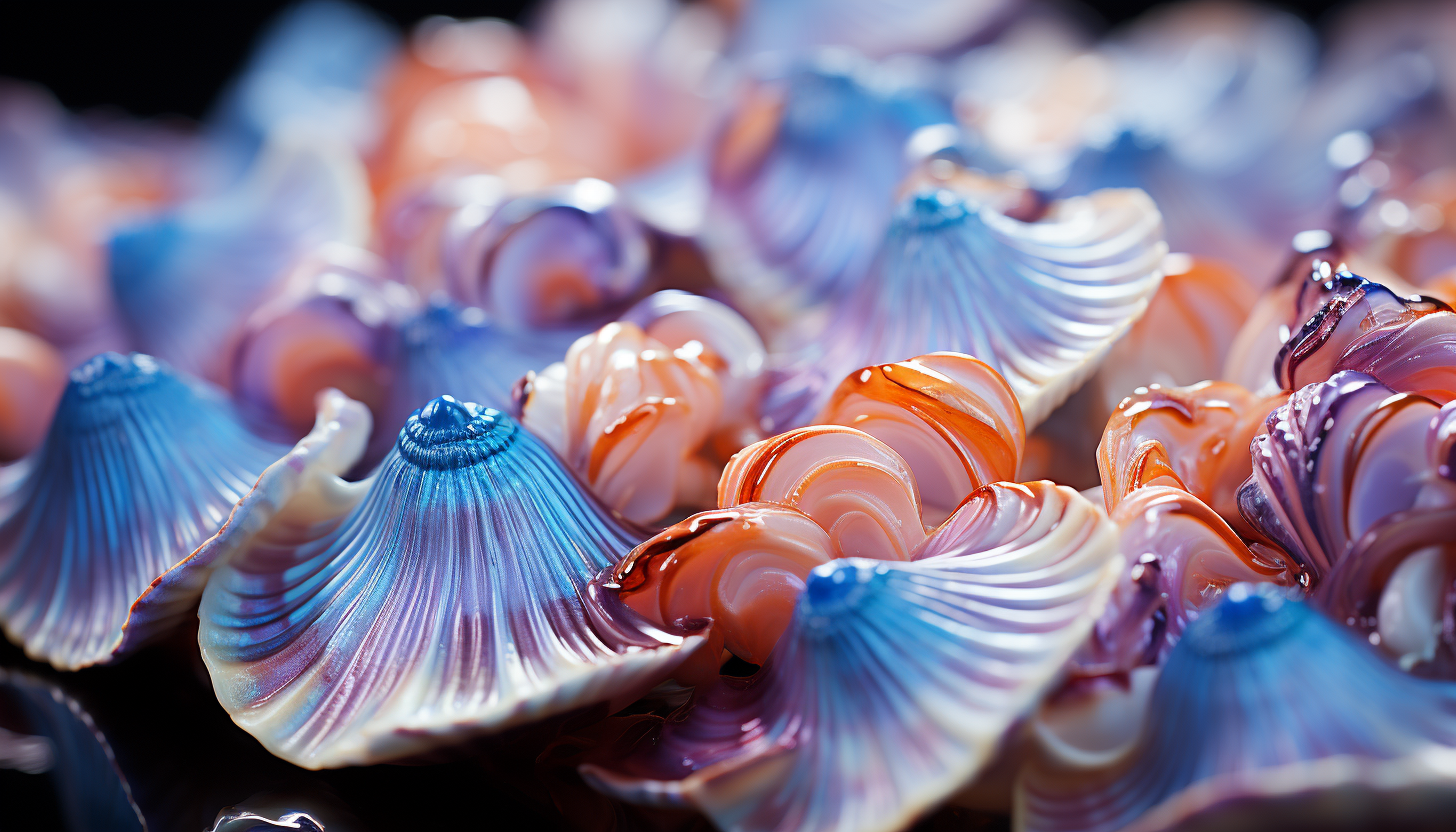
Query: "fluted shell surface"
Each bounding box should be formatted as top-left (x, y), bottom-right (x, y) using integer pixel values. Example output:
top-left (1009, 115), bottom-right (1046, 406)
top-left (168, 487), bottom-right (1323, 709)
top-left (0, 352), bottom-right (286, 669)
top-left (108, 133), bottom-right (370, 380)
top-left (0, 668), bottom-right (145, 832)
top-left (764, 184), bottom-right (1166, 431)
top-left (1239, 371), bottom-right (1456, 584)
top-left (703, 57), bottom-right (949, 321)
top-left (584, 481), bottom-right (1121, 832)
top-left (197, 395), bottom-right (701, 768)
top-left (815, 352), bottom-right (1024, 526)
top-left (1019, 586), bottom-right (1456, 832)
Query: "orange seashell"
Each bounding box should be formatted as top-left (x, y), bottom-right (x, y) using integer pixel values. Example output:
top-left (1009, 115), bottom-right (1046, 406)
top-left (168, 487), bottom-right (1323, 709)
top-left (719, 425), bottom-right (926, 559)
top-left (815, 352), bottom-right (1023, 525)
top-left (604, 502), bottom-right (837, 667)
top-left (1097, 381), bottom-right (1286, 536)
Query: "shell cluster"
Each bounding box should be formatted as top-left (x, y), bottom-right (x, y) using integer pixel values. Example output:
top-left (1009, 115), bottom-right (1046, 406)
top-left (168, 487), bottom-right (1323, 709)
top-left (7, 0), bottom-right (1456, 829)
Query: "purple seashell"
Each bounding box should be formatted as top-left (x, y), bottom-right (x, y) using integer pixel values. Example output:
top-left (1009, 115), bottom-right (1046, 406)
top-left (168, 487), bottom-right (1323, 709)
top-left (582, 481), bottom-right (1120, 832)
top-left (187, 394), bottom-right (701, 768)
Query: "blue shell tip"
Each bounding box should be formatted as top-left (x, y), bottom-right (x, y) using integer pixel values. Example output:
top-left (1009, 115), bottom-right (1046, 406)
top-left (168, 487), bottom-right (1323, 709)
top-left (803, 559), bottom-right (889, 618)
top-left (67, 352), bottom-right (166, 398)
top-left (1182, 582), bottom-right (1304, 657)
top-left (398, 396), bottom-right (517, 468)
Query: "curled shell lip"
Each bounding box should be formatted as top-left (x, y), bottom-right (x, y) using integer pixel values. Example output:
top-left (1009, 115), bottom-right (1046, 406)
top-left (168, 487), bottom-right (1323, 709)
top-left (0, 352), bottom-right (288, 670)
top-left (585, 481), bottom-right (1122, 832)
top-left (1018, 585), bottom-right (1456, 832)
top-left (191, 394), bottom-right (701, 768)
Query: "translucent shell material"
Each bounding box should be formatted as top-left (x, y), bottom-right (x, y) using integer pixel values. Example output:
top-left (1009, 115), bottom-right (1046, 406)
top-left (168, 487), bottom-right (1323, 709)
top-left (1019, 586), bottom-right (1456, 832)
top-left (603, 503), bottom-right (838, 666)
top-left (0, 668), bottom-right (145, 832)
top-left (719, 425), bottom-right (926, 559)
top-left (703, 57), bottom-right (949, 320)
top-left (108, 133), bottom-right (371, 381)
top-left (1091, 255), bottom-right (1255, 413)
top-left (1097, 380), bottom-right (1286, 535)
top-left (0, 326), bottom-right (67, 460)
top-left (0, 353), bottom-right (287, 669)
top-left (193, 396), bottom-right (700, 768)
top-left (444, 179), bottom-right (650, 331)
top-left (584, 482), bottom-right (1121, 832)
top-left (764, 183), bottom-right (1167, 431)
top-left (519, 321), bottom-right (724, 524)
top-left (1238, 371), bottom-right (1456, 584)
top-left (1076, 486), bottom-right (1294, 677)
top-left (1274, 272), bottom-right (1456, 403)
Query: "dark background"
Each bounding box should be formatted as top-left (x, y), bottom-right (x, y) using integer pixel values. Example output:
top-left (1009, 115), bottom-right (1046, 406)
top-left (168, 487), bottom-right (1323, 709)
top-left (1, 0), bottom-right (1347, 122)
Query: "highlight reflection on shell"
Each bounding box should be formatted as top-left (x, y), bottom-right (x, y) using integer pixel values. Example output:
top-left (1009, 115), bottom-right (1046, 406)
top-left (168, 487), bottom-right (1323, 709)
top-left (584, 482), bottom-right (1121, 832)
top-left (1238, 371), bottom-right (1456, 584)
top-left (193, 395), bottom-right (701, 768)
top-left (719, 425), bottom-right (926, 559)
top-left (518, 320), bottom-right (724, 524)
top-left (764, 175), bottom-right (1167, 431)
top-left (1097, 380), bottom-right (1286, 535)
top-left (0, 352), bottom-right (287, 669)
top-left (814, 352), bottom-right (1024, 526)
top-left (1019, 585), bottom-right (1456, 832)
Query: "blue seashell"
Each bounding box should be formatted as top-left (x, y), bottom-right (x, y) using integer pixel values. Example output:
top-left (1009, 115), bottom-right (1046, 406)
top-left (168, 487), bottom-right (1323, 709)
top-left (1019, 584), bottom-right (1456, 832)
top-left (0, 668), bottom-right (145, 832)
top-left (583, 481), bottom-right (1121, 832)
top-left (109, 131), bottom-right (371, 381)
top-left (192, 395), bottom-right (702, 768)
top-left (208, 0), bottom-right (398, 165)
top-left (702, 55), bottom-right (950, 322)
top-left (762, 177), bottom-right (1166, 431)
top-left (0, 352), bottom-right (287, 669)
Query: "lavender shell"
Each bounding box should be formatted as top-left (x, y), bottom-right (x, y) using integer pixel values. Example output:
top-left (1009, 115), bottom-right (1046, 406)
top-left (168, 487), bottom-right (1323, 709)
top-left (0, 352), bottom-right (287, 669)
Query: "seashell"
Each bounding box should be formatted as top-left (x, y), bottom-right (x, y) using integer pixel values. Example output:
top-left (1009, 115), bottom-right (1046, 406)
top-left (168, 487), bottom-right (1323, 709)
top-left (1089, 254), bottom-right (1255, 415)
top-left (443, 178), bottom-right (650, 331)
top-left (190, 395), bottom-right (702, 768)
top-left (719, 425), bottom-right (926, 559)
top-left (619, 290), bottom-right (769, 450)
top-left (582, 481), bottom-right (1121, 832)
top-left (207, 809), bottom-right (325, 832)
top-left (1097, 380), bottom-right (1286, 536)
top-left (0, 667), bottom-right (145, 832)
top-left (209, 0), bottom-right (398, 159)
top-left (518, 321), bottom-right (724, 524)
top-left (702, 56), bottom-right (950, 322)
top-left (814, 352), bottom-right (1024, 525)
top-left (1314, 503), bottom-right (1456, 675)
top-left (1238, 371), bottom-right (1456, 585)
top-left (734, 0), bottom-right (1017, 59)
top-left (377, 172), bottom-right (507, 294)
top-left (763, 177), bottom-right (1166, 431)
top-left (601, 503), bottom-right (838, 667)
top-left (108, 131), bottom-right (371, 381)
top-left (1074, 485), bottom-right (1294, 678)
top-left (1273, 271), bottom-right (1456, 403)
top-left (0, 352), bottom-right (288, 669)
top-left (1019, 584), bottom-right (1456, 832)
top-left (0, 325), bottom-right (67, 460)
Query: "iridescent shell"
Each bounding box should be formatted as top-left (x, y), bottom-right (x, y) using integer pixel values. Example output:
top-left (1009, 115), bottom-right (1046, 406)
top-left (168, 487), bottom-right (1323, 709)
top-left (719, 425), bottom-right (926, 559)
top-left (583, 482), bottom-right (1121, 832)
top-left (1090, 254), bottom-right (1256, 414)
top-left (702, 56), bottom-right (950, 322)
top-left (0, 667), bottom-right (144, 832)
top-left (518, 321), bottom-right (723, 524)
top-left (763, 177), bottom-right (1166, 430)
top-left (442, 178), bottom-right (650, 330)
top-left (1019, 585), bottom-right (1456, 832)
top-left (377, 172), bottom-right (506, 294)
top-left (0, 325), bottom-right (67, 460)
top-left (1239, 371), bottom-right (1456, 584)
top-left (1273, 272), bottom-right (1456, 402)
top-left (207, 809), bottom-right (324, 832)
top-left (1097, 380), bottom-right (1286, 536)
top-left (814, 352), bottom-right (1024, 525)
top-left (191, 395), bottom-right (701, 768)
top-left (0, 352), bottom-right (287, 669)
top-left (108, 132), bottom-right (371, 381)
top-left (1074, 485), bottom-right (1294, 677)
